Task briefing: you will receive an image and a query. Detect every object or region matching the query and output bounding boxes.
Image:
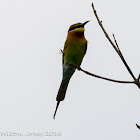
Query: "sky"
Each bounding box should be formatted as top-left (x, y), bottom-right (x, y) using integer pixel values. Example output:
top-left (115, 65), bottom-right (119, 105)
top-left (0, 0), bottom-right (140, 140)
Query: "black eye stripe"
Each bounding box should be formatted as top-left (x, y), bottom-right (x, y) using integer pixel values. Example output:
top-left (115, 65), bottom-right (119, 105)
top-left (68, 24), bottom-right (83, 31)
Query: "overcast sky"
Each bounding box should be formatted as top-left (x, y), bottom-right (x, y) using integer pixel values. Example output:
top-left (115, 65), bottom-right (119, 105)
top-left (0, 0), bottom-right (140, 140)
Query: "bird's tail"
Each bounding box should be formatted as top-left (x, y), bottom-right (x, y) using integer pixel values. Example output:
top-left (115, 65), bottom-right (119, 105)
top-left (56, 78), bottom-right (70, 101)
top-left (53, 66), bottom-right (75, 119)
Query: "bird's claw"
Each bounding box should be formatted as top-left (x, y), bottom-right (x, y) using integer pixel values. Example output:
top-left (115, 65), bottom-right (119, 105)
top-left (72, 63), bottom-right (81, 70)
top-left (60, 49), bottom-right (64, 54)
top-left (77, 66), bottom-right (81, 71)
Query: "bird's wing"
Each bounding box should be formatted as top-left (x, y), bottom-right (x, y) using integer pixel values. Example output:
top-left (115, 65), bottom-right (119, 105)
top-left (62, 41), bottom-right (68, 64)
top-left (83, 41), bottom-right (87, 56)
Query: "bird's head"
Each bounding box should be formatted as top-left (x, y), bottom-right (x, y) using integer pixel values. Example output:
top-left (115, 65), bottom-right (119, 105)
top-left (68, 21), bottom-right (90, 34)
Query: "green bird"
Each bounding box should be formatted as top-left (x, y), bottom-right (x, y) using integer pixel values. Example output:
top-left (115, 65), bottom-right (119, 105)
top-left (53, 21), bottom-right (89, 119)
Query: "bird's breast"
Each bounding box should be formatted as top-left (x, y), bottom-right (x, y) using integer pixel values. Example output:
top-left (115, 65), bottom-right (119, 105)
top-left (63, 37), bottom-right (87, 66)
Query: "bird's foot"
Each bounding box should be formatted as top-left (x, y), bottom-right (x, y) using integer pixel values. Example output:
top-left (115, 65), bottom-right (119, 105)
top-left (60, 49), bottom-right (64, 54)
top-left (72, 63), bottom-right (81, 70)
top-left (77, 66), bottom-right (81, 71)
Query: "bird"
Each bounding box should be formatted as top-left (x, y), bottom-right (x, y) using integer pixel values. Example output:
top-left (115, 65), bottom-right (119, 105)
top-left (53, 21), bottom-right (89, 119)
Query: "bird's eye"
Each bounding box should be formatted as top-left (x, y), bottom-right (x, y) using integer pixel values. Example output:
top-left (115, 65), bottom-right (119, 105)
top-left (76, 25), bottom-right (82, 29)
top-left (68, 24), bottom-right (83, 32)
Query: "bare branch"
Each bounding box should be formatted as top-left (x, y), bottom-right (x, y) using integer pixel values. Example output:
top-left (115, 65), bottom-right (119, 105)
top-left (135, 78), bottom-right (140, 89)
top-left (90, 2), bottom-right (140, 129)
top-left (112, 34), bottom-right (121, 52)
top-left (72, 64), bottom-right (134, 84)
top-left (91, 3), bottom-right (119, 55)
top-left (91, 2), bottom-right (140, 88)
top-left (113, 34), bottom-right (137, 81)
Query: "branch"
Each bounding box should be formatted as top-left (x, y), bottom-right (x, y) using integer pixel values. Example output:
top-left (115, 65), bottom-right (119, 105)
top-left (112, 34), bottom-right (136, 81)
top-left (72, 64), bottom-right (134, 84)
top-left (136, 124), bottom-right (140, 129)
top-left (91, 2), bottom-right (140, 89)
top-left (90, 1), bottom-right (140, 130)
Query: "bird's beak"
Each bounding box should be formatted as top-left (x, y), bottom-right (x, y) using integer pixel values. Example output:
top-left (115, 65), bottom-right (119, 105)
top-left (82, 20), bottom-right (90, 26)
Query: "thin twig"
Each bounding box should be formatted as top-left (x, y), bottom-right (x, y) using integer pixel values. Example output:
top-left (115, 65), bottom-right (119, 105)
top-left (79, 67), bottom-right (134, 84)
top-left (72, 64), bottom-right (134, 84)
top-left (91, 2), bottom-right (140, 88)
top-left (91, 3), bottom-right (119, 55)
top-left (112, 34), bottom-right (121, 52)
top-left (113, 34), bottom-right (137, 81)
top-left (91, 1), bottom-right (140, 129)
